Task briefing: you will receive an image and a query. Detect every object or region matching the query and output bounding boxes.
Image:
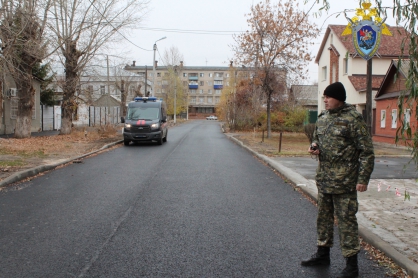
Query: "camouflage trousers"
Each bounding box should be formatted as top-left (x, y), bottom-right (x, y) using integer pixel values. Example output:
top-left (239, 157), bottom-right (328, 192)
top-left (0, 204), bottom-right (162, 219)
top-left (316, 191), bottom-right (360, 257)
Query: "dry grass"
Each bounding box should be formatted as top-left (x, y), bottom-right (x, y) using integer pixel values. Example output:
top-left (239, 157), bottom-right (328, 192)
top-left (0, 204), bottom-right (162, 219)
top-left (233, 131), bottom-right (412, 157)
top-left (0, 125), bottom-right (122, 180)
top-left (234, 131), bottom-right (311, 156)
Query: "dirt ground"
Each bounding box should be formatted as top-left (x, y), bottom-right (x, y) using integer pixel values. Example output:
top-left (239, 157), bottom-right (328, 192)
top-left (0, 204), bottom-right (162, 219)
top-left (0, 126), bottom-right (123, 182)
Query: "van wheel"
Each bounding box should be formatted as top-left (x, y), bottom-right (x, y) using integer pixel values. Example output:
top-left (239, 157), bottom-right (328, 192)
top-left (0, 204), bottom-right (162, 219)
top-left (157, 137), bottom-right (163, 145)
top-left (124, 140), bottom-right (130, 146)
top-left (163, 131), bottom-right (168, 142)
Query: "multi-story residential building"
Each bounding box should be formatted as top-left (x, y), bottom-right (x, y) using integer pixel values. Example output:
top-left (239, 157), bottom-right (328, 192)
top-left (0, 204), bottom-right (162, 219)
top-left (315, 24), bottom-right (409, 130)
top-left (125, 61), bottom-right (234, 117)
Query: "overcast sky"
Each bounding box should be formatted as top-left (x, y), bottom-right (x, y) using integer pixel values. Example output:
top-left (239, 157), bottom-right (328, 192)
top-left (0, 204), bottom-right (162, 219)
top-left (109, 0), bottom-right (399, 84)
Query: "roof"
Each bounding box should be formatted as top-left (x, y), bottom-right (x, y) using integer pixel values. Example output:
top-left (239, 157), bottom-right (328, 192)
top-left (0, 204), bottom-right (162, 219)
top-left (375, 59), bottom-right (410, 99)
top-left (289, 85), bottom-right (318, 105)
top-left (348, 75), bottom-right (385, 91)
top-left (315, 25), bottom-right (410, 63)
top-left (93, 94), bottom-right (121, 107)
top-left (125, 65), bottom-right (232, 72)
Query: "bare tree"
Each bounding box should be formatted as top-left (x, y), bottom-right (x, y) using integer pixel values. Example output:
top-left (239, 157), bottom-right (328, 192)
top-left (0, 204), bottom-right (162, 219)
top-left (112, 66), bottom-right (144, 117)
top-left (0, 0), bottom-right (52, 138)
top-left (232, 0), bottom-right (319, 138)
top-left (47, 0), bottom-right (149, 134)
top-left (161, 47), bottom-right (186, 118)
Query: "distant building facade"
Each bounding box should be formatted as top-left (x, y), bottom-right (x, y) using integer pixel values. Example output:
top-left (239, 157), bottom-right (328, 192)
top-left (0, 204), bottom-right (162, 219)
top-left (124, 61), bottom-right (233, 117)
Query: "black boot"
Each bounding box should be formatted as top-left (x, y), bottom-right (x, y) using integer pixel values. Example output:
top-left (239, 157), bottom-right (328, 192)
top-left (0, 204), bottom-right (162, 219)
top-left (338, 254), bottom-right (359, 278)
top-left (301, 246), bottom-right (330, 266)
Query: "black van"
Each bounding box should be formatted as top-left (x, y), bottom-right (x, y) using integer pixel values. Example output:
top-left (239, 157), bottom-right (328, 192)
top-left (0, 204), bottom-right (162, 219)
top-left (121, 97), bottom-right (168, 146)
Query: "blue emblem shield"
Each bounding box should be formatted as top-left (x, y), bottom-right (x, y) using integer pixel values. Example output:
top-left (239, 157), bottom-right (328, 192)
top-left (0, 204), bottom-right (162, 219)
top-left (352, 20), bottom-right (382, 60)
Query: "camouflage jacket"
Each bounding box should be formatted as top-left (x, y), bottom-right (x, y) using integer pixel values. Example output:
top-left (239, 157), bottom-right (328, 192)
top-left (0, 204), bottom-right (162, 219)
top-left (312, 103), bottom-right (375, 194)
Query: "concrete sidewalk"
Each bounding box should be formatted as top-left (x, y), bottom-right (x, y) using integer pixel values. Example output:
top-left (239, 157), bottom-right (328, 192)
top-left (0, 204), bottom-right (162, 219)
top-left (227, 134), bottom-right (418, 278)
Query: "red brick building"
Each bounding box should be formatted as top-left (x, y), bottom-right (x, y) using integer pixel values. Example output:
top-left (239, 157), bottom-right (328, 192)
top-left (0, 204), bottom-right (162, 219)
top-left (373, 59), bottom-right (416, 145)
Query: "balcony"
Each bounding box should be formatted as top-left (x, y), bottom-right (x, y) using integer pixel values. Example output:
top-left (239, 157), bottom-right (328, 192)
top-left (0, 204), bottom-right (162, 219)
top-left (214, 85), bottom-right (223, 89)
top-left (189, 84), bottom-right (198, 89)
top-left (188, 76), bottom-right (198, 81)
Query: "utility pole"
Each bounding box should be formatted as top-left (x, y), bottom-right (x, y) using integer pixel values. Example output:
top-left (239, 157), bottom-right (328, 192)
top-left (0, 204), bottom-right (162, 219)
top-left (366, 59), bottom-right (373, 135)
top-left (152, 37), bottom-right (167, 97)
top-left (106, 55), bottom-right (110, 95)
top-left (144, 65), bottom-right (147, 97)
top-left (174, 65), bottom-right (177, 124)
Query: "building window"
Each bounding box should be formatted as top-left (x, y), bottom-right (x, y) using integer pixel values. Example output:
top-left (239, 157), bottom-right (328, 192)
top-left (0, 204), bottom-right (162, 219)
top-left (183, 81), bottom-right (187, 86)
top-left (391, 109), bottom-right (397, 128)
top-left (190, 89), bottom-right (196, 94)
top-left (199, 97), bottom-right (204, 103)
top-left (380, 110), bottom-right (386, 128)
top-left (199, 73), bottom-right (204, 77)
top-left (215, 90), bottom-right (221, 94)
top-left (214, 81), bottom-right (223, 85)
top-left (226, 73), bottom-right (230, 77)
top-left (10, 97), bottom-right (18, 119)
top-left (100, 85), bottom-right (106, 94)
top-left (208, 89), bottom-right (212, 94)
top-left (209, 73), bottom-right (213, 77)
top-left (157, 72), bottom-right (161, 77)
top-left (404, 109), bottom-right (411, 129)
top-left (191, 96), bottom-right (196, 103)
top-left (322, 66), bottom-right (327, 81)
top-left (207, 97), bottom-right (213, 104)
top-left (199, 89), bottom-right (204, 94)
top-left (183, 73), bottom-right (187, 77)
top-left (200, 81), bottom-right (204, 86)
top-left (207, 81), bottom-right (212, 86)
top-left (162, 80), bottom-right (168, 85)
top-left (215, 96), bottom-right (220, 103)
top-left (343, 58), bottom-right (349, 74)
top-left (129, 86), bottom-right (135, 95)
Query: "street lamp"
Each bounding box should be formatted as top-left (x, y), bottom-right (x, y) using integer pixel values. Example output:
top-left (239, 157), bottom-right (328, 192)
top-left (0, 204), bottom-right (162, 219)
top-left (152, 36), bottom-right (167, 97)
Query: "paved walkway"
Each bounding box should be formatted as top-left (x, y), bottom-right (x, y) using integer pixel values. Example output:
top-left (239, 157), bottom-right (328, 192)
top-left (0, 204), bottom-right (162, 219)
top-left (227, 134), bottom-right (418, 278)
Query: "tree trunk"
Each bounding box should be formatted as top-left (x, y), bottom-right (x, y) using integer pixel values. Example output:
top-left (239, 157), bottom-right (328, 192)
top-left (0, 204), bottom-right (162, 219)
top-left (60, 40), bottom-right (81, 135)
top-left (120, 80), bottom-right (127, 117)
top-left (266, 92), bottom-right (271, 138)
top-left (14, 79), bottom-right (35, 138)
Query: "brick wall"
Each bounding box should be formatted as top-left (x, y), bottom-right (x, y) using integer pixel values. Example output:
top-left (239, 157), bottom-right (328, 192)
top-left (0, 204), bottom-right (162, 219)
top-left (329, 46), bottom-right (339, 83)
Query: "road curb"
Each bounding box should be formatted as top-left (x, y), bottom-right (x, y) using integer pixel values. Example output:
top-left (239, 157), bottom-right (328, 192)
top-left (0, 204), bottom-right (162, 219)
top-left (0, 140), bottom-right (123, 189)
top-left (227, 134), bottom-right (418, 278)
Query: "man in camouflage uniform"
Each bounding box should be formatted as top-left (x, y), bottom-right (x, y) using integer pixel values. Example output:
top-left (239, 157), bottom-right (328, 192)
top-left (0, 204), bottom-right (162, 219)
top-left (301, 82), bottom-right (374, 278)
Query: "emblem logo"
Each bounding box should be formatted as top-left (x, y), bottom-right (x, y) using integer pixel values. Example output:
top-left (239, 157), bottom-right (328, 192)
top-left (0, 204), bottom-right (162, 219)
top-left (352, 20), bottom-right (381, 60)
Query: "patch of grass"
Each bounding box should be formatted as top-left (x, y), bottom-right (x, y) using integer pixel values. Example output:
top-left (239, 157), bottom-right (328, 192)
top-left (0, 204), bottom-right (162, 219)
top-left (0, 160), bottom-right (25, 167)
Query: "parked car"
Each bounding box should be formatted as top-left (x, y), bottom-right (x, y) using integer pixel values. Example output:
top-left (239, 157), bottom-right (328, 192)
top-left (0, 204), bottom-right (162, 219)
top-left (206, 115), bottom-right (218, 120)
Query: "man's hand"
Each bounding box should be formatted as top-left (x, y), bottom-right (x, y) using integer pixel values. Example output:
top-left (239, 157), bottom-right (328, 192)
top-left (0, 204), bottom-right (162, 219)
top-left (356, 184), bottom-right (368, 192)
top-left (308, 143), bottom-right (319, 155)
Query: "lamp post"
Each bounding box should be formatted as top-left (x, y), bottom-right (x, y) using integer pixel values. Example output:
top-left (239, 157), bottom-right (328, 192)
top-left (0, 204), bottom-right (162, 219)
top-left (152, 36), bottom-right (167, 97)
top-left (174, 65), bottom-right (178, 124)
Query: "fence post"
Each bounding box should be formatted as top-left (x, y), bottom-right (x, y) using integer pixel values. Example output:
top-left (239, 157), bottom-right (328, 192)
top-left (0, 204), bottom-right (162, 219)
top-left (278, 132), bottom-right (282, 153)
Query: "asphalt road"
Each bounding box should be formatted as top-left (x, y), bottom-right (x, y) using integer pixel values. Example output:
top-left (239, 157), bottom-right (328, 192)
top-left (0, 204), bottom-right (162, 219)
top-left (0, 120), bottom-right (388, 277)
